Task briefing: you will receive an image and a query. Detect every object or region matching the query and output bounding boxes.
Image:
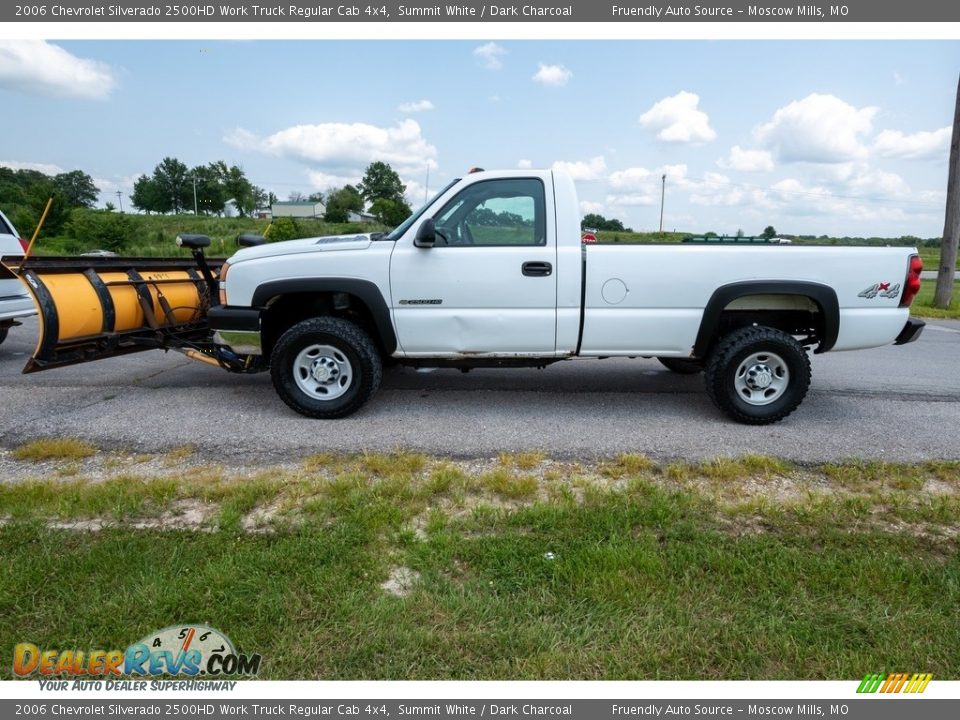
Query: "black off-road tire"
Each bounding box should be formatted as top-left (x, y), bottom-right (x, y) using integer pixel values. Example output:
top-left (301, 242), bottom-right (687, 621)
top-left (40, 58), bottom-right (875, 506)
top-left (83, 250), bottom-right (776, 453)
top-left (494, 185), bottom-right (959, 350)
top-left (704, 326), bottom-right (811, 425)
top-left (657, 356), bottom-right (704, 375)
top-left (0, 327), bottom-right (7, 347)
top-left (270, 317), bottom-right (382, 419)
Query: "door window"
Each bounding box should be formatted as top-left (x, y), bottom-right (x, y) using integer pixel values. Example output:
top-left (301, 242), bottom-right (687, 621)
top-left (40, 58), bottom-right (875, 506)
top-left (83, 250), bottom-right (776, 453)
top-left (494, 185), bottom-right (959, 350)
top-left (433, 178), bottom-right (546, 247)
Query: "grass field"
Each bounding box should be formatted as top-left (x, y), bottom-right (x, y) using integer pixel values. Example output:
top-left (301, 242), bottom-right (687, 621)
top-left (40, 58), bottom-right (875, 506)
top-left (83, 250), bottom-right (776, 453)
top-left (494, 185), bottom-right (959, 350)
top-left (911, 280), bottom-right (960, 319)
top-left (1, 447), bottom-right (957, 680)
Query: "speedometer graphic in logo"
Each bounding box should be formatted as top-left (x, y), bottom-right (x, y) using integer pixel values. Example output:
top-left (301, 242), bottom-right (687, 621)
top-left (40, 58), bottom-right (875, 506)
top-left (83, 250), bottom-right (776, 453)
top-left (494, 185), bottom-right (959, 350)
top-left (127, 624), bottom-right (257, 676)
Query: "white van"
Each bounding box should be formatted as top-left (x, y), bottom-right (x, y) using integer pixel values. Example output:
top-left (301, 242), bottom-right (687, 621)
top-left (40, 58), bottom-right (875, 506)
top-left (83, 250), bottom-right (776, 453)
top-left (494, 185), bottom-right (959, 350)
top-left (0, 210), bottom-right (36, 346)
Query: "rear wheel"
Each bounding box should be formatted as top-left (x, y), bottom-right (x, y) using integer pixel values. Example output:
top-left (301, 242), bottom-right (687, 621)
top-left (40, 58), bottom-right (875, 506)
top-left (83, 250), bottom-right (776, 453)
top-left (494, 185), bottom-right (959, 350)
top-left (657, 356), bottom-right (703, 374)
top-left (270, 317), bottom-right (382, 419)
top-left (705, 326), bottom-right (810, 425)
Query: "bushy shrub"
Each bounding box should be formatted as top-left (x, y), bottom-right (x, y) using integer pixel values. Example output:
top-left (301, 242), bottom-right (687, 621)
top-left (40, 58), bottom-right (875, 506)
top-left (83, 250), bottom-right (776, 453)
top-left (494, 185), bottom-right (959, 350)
top-left (66, 209), bottom-right (137, 252)
top-left (266, 217), bottom-right (300, 242)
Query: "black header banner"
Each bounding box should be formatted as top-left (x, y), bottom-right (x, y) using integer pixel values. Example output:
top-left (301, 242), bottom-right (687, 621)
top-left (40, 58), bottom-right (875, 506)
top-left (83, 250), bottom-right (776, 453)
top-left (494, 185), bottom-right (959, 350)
top-left (5, 0), bottom-right (960, 23)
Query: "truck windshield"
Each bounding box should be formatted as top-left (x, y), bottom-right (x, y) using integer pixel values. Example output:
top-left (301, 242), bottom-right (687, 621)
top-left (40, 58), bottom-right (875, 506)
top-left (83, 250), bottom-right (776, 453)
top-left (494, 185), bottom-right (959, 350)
top-left (382, 178), bottom-right (461, 241)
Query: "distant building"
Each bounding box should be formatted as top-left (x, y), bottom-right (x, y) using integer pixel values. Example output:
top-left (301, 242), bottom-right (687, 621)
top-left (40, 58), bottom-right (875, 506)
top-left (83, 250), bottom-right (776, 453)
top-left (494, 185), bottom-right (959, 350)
top-left (271, 201), bottom-right (326, 219)
top-left (348, 210), bottom-right (377, 223)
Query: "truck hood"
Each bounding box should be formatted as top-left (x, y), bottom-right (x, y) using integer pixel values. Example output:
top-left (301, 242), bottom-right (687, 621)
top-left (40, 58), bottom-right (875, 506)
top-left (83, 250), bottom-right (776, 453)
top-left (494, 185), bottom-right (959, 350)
top-left (228, 233), bottom-right (375, 263)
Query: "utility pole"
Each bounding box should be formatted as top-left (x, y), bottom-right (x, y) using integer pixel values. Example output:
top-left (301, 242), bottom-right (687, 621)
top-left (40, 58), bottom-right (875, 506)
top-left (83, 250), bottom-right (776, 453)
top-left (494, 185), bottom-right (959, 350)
top-left (659, 174), bottom-right (666, 234)
top-left (192, 175), bottom-right (199, 215)
top-left (935, 72), bottom-right (960, 308)
top-left (115, 190), bottom-right (123, 213)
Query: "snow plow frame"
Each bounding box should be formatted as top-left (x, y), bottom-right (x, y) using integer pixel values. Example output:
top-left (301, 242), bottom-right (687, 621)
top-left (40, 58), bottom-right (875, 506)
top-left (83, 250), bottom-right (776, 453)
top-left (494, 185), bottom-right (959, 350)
top-left (4, 254), bottom-right (225, 373)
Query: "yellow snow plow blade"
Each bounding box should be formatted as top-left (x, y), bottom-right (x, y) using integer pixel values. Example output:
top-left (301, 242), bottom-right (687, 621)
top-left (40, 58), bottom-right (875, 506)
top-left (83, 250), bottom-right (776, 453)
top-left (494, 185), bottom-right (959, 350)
top-left (2, 255), bottom-right (222, 373)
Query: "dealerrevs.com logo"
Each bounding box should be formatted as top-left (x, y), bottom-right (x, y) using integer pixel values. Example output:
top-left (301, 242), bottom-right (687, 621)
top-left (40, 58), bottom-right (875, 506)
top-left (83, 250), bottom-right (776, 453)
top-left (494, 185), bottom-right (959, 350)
top-left (13, 625), bottom-right (261, 678)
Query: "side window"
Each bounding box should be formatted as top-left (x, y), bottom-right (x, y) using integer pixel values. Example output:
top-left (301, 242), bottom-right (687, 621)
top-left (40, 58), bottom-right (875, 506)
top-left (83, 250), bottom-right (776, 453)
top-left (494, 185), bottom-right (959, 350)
top-left (433, 178), bottom-right (545, 246)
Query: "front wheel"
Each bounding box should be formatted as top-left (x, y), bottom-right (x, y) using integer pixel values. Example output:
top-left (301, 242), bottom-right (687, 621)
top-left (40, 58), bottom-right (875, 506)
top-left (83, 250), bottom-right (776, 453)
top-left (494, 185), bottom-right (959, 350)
top-left (270, 317), bottom-right (382, 419)
top-left (704, 326), bottom-right (810, 425)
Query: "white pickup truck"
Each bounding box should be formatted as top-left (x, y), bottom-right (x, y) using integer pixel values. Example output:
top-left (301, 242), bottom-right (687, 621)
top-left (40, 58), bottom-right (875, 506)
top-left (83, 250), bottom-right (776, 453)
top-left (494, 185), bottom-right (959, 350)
top-left (208, 168), bottom-right (924, 424)
top-left (7, 168), bottom-right (924, 424)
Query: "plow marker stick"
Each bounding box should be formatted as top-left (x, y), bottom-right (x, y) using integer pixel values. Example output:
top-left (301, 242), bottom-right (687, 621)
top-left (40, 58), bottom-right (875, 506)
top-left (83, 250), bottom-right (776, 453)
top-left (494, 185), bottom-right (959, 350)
top-left (24, 196), bottom-right (54, 260)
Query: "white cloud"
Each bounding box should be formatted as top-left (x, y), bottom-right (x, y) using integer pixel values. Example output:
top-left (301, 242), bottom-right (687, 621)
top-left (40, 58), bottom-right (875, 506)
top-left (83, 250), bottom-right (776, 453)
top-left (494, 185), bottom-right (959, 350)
top-left (639, 91), bottom-right (716, 144)
top-left (846, 167), bottom-right (910, 197)
top-left (606, 193), bottom-right (657, 207)
top-left (474, 42), bottom-right (507, 70)
top-left (0, 40), bottom-right (116, 100)
top-left (0, 160), bottom-right (66, 175)
top-left (533, 63), bottom-right (572, 87)
top-left (551, 156), bottom-right (606, 181)
top-left (305, 170), bottom-right (362, 191)
top-left (755, 93), bottom-right (877, 163)
top-left (397, 99), bottom-right (434, 113)
top-left (579, 200), bottom-right (605, 214)
top-left (690, 172), bottom-right (771, 208)
top-left (517, 159), bottom-right (532, 169)
top-left (225, 119), bottom-right (438, 176)
top-left (608, 167), bottom-right (653, 189)
top-left (718, 146), bottom-right (775, 173)
top-left (873, 127), bottom-right (950, 160)
top-left (769, 176), bottom-right (908, 224)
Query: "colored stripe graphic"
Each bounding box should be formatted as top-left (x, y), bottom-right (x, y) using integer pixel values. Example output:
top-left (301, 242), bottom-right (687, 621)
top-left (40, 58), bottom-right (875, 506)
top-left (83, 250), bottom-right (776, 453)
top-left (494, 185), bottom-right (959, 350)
top-left (857, 672), bottom-right (932, 693)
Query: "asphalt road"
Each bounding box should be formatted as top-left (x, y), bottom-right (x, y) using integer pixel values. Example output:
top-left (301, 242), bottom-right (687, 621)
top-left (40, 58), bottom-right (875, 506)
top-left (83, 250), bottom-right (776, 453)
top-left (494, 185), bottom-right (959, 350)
top-left (1, 316), bottom-right (959, 464)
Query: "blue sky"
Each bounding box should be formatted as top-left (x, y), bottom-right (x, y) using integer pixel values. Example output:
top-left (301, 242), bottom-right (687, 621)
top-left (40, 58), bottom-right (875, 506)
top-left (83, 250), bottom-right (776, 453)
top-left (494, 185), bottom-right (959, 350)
top-left (0, 40), bottom-right (956, 236)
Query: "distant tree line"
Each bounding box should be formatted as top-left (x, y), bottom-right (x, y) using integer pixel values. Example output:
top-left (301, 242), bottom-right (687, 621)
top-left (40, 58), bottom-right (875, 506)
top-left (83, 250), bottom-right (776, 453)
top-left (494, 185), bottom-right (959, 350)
top-left (309, 161), bottom-right (413, 226)
top-left (131, 157), bottom-right (269, 217)
top-left (581, 213), bottom-right (633, 233)
top-left (0, 166), bottom-right (99, 236)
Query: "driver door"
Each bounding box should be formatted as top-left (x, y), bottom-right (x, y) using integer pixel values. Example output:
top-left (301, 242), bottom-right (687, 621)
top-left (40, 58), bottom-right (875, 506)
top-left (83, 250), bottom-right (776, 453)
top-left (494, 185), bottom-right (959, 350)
top-left (389, 176), bottom-right (558, 357)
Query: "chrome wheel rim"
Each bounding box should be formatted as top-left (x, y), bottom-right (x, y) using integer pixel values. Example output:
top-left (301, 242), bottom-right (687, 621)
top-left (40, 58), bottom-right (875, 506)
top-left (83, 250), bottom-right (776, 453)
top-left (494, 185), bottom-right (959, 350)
top-left (293, 344), bottom-right (353, 401)
top-left (734, 351), bottom-right (789, 406)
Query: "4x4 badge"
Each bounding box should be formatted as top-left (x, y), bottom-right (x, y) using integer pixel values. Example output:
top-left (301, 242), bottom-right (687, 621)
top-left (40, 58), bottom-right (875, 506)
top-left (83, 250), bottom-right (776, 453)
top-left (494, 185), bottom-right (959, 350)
top-left (859, 282), bottom-right (901, 300)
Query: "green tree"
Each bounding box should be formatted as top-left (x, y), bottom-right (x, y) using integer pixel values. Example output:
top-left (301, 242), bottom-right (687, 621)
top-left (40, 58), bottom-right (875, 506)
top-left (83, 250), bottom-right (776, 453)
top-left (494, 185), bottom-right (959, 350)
top-left (19, 182), bottom-right (71, 237)
top-left (761, 225), bottom-right (777, 240)
top-left (581, 213), bottom-right (606, 229)
top-left (358, 161), bottom-right (406, 205)
top-left (66, 208), bottom-right (135, 252)
top-left (370, 197), bottom-right (412, 227)
top-left (252, 186), bottom-right (269, 214)
top-left (54, 170), bottom-right (99, 208)
top-left (190, 164), bottom-right (227, 215)
top-left (324, 185), bottom-right (364, 222)
top-left (223, 164), bottom-right (255, 217)
top-left (130, 174), bottom-right (165, 214)
top-left (151, 157), bottom-right (191, 214)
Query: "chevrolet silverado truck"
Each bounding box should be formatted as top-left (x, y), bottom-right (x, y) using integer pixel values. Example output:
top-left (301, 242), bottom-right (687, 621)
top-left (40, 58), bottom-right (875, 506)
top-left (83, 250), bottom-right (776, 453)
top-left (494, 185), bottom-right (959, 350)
top-left (5, 169), bottom-right (924, 424)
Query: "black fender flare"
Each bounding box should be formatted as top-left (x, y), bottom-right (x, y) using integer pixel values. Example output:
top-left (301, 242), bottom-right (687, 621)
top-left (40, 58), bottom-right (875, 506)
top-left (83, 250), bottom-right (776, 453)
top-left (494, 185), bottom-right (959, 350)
top-left (693, 280), bottom-right (839, 357)
top-left (252, 278), bottom-right (397, 355)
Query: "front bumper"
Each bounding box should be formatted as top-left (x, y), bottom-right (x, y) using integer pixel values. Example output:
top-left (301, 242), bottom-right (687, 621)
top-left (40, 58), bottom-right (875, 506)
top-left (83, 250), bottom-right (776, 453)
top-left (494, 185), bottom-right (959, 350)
top-left (208, 305), bottom-right (262, 355)
top-left (893, 318), bottom-right (925, 345)
top-left (0, 294), bottom-right (36, 323)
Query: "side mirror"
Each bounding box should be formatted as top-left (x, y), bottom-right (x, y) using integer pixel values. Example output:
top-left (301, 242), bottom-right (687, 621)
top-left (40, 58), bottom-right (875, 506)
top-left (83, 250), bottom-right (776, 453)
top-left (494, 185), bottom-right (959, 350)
top-left (414, 218), bottom-right (436, 248)
top-left (237, 234), bottom-right (266, 248)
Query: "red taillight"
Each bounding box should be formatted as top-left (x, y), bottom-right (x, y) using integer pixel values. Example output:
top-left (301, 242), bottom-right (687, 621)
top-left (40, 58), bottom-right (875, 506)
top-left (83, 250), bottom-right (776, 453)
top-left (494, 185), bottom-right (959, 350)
top-left (900, 254), bottom-right (923, 308)
top-left (18, 237), bottom-right (29, 253)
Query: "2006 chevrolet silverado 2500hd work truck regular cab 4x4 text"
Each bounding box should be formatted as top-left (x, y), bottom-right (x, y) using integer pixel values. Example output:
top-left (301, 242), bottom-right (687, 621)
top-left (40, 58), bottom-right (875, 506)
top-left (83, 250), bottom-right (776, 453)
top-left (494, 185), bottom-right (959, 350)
top-left (6, 169), bottom-right (925, 425)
